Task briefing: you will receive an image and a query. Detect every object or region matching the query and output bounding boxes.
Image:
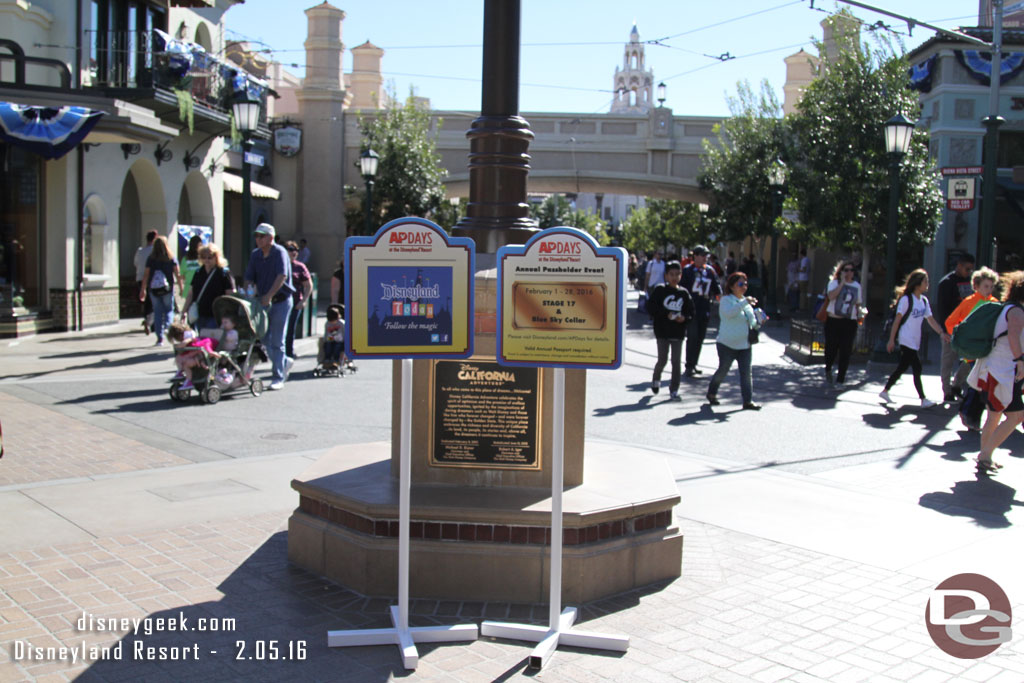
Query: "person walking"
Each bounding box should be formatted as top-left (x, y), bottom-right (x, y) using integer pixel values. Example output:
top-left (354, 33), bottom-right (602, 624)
top-left (706, 272), bottom-right (761, 410)
top-left (648, 261), bottom-right (695, 400)
top-left (797, 249), bottom-right (810, 311)
top-left (681, 245), bottom-right (721, 376)
top-left (937, 253), bottom-right (976, 401)
top-left (244, 223), bottom-right (295, 391)
top-left (133, 230), bottom-right (157, 334)
top-left (823, 260), bottom-right (865, 385)
top-left (643, 250), bottom-right (665, 293)
top-left (945, 267), bottom-right (999, 431)
top-left (967, 271), bottom-right (1024, 473)
top-left (284, 240), bottom-right (314, 361)
top-left (138, 235), bottom-right (183, 346)
top-left (180, 243), bottom-right (235, 332)
top-left (879, 269), bottom-right (949, 407)
top-left (181, 234), bottom-right (203, 292)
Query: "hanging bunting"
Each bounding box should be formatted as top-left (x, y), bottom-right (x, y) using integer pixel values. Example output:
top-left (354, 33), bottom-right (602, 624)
top-left (908, 54), bottom-right (936, 93)
top-left (0, 103), bottom-right (105, 160)
top-left (152, 28), bottom-right (194, 79)
top-left (954, 50), bottom-right (1024, 87)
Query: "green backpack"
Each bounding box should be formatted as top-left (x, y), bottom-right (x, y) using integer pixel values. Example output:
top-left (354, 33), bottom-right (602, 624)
top-left (950, 301), bottom-right (1020, 361)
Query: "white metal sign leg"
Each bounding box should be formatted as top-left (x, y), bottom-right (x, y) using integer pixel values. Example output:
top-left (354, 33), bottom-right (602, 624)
top-left (480, 368), bottom-right (629, 669)
top-left (327, 359), bottom-right (478, 669)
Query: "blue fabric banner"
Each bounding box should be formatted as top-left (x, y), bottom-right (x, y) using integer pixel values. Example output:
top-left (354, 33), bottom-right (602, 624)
top-left (954, 50), bottom-right (1024, 86)
top-left (0, 103), bottom-right (104, 160)
top-left (909, 54), bottom-right (937, 93)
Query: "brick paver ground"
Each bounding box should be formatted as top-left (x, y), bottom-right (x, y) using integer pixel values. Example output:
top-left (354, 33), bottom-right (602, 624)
top-left (1, 510), bottom-right (1021, 682)
top-left (0, 393), bottom-right (189, 487)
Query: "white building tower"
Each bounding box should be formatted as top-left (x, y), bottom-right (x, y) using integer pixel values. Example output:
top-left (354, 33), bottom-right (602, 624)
top-left (611, 24), bottom-right (654, 114)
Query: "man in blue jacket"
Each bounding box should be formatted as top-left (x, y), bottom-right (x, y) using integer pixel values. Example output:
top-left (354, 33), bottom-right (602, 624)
top-left (680, 245), bottom-right (722, 377)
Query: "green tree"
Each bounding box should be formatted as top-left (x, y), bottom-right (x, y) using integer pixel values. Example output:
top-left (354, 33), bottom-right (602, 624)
top-left (529, 194), bottom-right (611, 244)
top-left (619, 199), bottom-right (706, 255)
top-left (788, 30), bottom-right (942, 281)
top-left (698, 79), bottom-right (789, 254)
top-left (348, 88), bottom-right (448, 234)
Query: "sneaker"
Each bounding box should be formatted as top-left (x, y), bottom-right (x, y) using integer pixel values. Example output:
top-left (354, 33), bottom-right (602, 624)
top-left (172, 371), bottom-right (184, 380)
top-left (921, 398), bottom-right (937, 408)
top-left (284, 356), bottom-right (295, 380)
top-left (691, 367), bottom-right (704, 375)
top-left (669, 391), bottom-right (680, 400)
top-left (706, 394), bottom-right (720, 406)
top-left (742, 402), bottom-right (762, 411)
top-left (179, 380), bottom-right (194, 391)
top-left (650, 380), bottom-right (660, 394)
top-left (269, 380), bottom-right (284, 391)
top-left (878, 390), bottom-right (891, 403)
top-left (155, 339), bottom-right (165, 347)
top-left (683, 368), bottom-right (696, 378)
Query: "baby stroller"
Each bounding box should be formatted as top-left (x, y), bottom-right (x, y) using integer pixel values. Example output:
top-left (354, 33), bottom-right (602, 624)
top-left (312, 304), bottom-right (357, 378)
top-left (169, 295), bottom-right (269, 404)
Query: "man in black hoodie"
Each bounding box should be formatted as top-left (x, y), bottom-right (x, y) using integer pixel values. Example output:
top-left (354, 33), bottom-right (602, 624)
top-left (649, 261), bottom-right (695, 400)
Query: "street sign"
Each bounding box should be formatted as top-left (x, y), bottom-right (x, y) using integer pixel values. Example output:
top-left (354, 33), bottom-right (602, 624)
top-left (946, 176), bottom-right (976, 212)
top-left (244, 151), bottom-right (264, 167)
top-left (496, 227), bottom-right (626, 369)
top-left (941, 166), bottom-right (983, 176)
top-left (947, 199), bottom-right (975, 211)
top-left (344, 217), bottom-right (474, 359)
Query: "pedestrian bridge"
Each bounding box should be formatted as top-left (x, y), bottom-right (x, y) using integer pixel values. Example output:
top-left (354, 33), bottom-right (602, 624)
top-left (345, 108), bottom-right (720, 203)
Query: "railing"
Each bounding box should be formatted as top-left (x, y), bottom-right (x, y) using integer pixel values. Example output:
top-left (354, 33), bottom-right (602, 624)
top-left (83, 29), bottom-right (268, 121)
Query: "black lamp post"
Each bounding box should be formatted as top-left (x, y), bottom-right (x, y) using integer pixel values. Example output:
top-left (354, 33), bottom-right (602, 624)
top-left (232, 91), bottom-right (262, 258)
top-left (882, 114), bottom-right (915, 309)
top-left (657, 82), bottom-right (666, 108)
top-left (871, 113), bottom-right (915, 361)
top-left (359, 148), bottom-right (379, 236)
top-left (767, 159), bottom-right (787, 316)
top-left (698, 202), bottom-right (708, 238)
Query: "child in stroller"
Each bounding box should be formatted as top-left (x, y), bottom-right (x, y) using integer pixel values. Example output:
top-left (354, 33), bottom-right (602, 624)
top-left (313, 304), bottom-right (356, 377)
top-left (168, 318), bottom-right (239, 391)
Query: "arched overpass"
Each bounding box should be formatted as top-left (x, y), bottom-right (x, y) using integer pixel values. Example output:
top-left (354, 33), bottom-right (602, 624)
top-left (344, 107), bottom-right (720, 204)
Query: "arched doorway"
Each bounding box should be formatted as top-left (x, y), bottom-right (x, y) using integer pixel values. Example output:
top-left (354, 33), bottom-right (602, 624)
top-left (118, 159), bottom-right (166, 317)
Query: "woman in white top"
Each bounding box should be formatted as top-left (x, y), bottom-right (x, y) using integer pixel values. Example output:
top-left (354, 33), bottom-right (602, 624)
top-left (823, 260), bottom-right (865, 385)
top-left (879, 269), bottom-right (950, 407)
top-left (967, 271), bottom-right (1024, 473)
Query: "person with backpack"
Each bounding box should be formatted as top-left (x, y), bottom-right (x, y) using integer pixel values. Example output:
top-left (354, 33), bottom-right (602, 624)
top-left (966, 271), bottom-right (1024, 473)
top-left (879, 269), bottom-right (949, 407)
top-left (138, 235), bottom-right (183, 347)
top-left (822, 260), bottom-right (865, 385)
top-left (648, 261), bottom-right (695, 399)
top-left (945, 267), bottom-right (999, 431)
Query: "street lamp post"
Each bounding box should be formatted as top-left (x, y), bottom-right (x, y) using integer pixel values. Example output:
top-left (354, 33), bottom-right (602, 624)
top-left (360, 148), bottom-right (379, 236)
top-left (657, 82), bottom-right (666, 108)
top-left (767, 159), bottom-right (787, 317)
top-left (871, 113), bottom-right (915, 362)
top-left (698, 202), bottom-right (708, 238)
top-left (232, 91), bottom-right (262, 258)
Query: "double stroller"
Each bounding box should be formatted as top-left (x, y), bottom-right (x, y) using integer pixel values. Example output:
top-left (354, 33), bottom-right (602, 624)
top-left (169, 295), bottom-right (268, 404)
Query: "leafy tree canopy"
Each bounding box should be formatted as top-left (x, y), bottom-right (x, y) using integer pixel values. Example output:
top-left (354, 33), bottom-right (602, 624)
top-left (529, 194), bottom-right (612, 245)
top-left (619, 198), bottom-right (709, 255)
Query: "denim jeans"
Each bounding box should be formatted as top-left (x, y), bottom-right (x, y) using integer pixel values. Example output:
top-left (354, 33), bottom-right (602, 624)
top-left (707, 342), bottom-right (753, 404)
top-left (323, 340), bottom-right (344, 364)
top-left (685, 316), bottom-right (709, 370)
top-left (151, 291), bottom-right (174, 343)
top-left (263, 297), bottom-right (293, 382)
top-left (285, 305), bottom-right (302, 359)
top-left (653, 337), bottom-right (683, 394)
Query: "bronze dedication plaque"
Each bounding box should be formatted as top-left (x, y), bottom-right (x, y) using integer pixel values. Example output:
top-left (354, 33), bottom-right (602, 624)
top-left (429, 359), bottom-right (542, 469)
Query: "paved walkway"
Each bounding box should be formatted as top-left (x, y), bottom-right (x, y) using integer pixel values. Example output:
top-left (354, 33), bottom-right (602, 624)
top-left (1, 317), bottom-right (1022, 681)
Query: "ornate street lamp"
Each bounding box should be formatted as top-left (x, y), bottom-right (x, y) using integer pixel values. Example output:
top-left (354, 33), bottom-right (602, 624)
top-left (657, 82), bottom-right (666, 108)
top-left (232, 90), bottom-right (262, 258)
top-left (360, 148), bottom-right (380, 235)
top-left (767, 158), bottom-right (787, 316)
top-left (883, 113), bottom-right (915, 312)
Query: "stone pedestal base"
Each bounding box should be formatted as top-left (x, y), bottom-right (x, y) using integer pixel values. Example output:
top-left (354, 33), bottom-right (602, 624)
top-left (288, 441), bottom-right (682, 603)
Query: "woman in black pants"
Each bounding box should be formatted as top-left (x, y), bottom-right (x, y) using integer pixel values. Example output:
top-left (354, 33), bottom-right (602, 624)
top-left (823, 260), bottom-right (864, 384)
top-left (879, 269), bottom-right (950, 407)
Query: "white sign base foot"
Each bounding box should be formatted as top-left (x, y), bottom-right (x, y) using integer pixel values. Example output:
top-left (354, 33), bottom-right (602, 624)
top-left (481, 606), bottom-right (628, 670)
top-left (328, 605), bottom-right (478, 670)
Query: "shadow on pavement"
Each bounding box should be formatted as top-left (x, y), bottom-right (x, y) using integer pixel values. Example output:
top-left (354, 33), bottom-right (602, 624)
top-left (919, 473), bottom-right (1023, 528)
top-left (592, 394), bottom-right (657, 416)
top-left (78, 532), bottom-right (645, 681)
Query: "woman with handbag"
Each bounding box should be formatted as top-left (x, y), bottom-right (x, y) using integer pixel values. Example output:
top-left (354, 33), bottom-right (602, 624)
top-left (180, 243), bottom-right (235, 332)
top-left (706, 271), bottom-right (762, 410)
top-left (823, 260), bottom-right (865, 385)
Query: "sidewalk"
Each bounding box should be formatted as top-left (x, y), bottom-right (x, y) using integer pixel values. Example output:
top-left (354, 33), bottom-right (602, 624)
top-left (1, 317), bottom-right (1023, 681)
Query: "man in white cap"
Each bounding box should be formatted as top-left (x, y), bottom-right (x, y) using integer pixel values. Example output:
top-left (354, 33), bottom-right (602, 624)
top-left (244, 223), bottom-right (295, 390)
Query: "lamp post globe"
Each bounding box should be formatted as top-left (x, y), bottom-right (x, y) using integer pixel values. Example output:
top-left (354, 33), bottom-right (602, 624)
top-left (657, 82), bottom-right (666, 108)
top-left (360, 148), bottom-right (380, 235)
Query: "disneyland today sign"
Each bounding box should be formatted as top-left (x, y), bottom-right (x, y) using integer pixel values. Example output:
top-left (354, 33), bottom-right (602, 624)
top-left (344, 217), bottom-right (474, 359)
top-left (496, 227), bottom-right (626, 369)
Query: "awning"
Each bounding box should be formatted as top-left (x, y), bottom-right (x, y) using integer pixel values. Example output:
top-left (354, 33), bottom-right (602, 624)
top-left (222, 172), bottom-right (280, 200)
top-left (0, 102), bottom-right (104, 159)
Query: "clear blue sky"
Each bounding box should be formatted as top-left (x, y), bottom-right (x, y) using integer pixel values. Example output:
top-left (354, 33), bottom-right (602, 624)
top-left (224, 1), bottom-right (978, 117)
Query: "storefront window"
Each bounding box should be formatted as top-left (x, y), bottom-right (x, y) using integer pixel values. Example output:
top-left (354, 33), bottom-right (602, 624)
top-left (0, 144), bottom-right (42, 308)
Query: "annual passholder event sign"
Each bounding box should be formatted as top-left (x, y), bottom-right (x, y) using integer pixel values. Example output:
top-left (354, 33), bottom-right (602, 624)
top-left (496, 227), bottom-right (626, 369)
top-left (345, 217), bottom-right (474, 359)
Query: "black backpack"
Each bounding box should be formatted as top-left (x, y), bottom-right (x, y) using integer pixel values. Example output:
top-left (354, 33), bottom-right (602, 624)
top-left (881, 294), bottom-right (911, 343)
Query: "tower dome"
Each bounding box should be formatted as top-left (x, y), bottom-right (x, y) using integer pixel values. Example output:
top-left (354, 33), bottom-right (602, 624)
top-left (611, 24), bottom-right (654, 114)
